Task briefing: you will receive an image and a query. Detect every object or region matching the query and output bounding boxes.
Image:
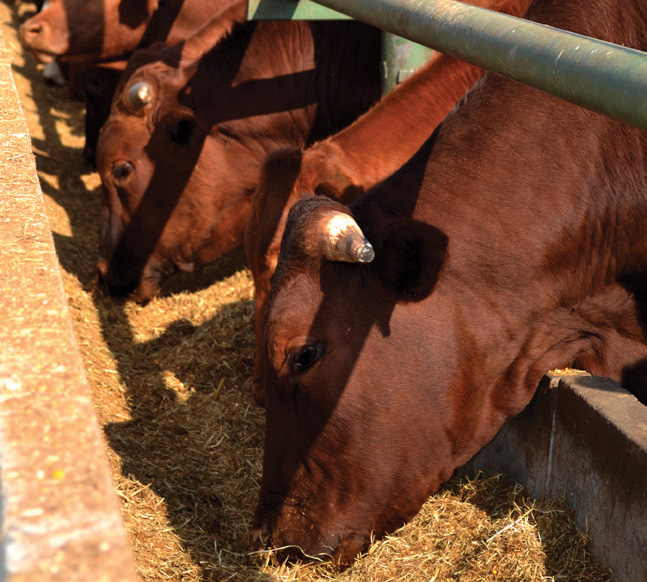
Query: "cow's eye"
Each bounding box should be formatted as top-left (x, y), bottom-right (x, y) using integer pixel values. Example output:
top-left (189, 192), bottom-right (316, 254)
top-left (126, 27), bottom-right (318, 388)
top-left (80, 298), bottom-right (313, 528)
top-left (290, 343), bottom-right (324, 373)
top-left (111, 161), bottom-right (134, 183)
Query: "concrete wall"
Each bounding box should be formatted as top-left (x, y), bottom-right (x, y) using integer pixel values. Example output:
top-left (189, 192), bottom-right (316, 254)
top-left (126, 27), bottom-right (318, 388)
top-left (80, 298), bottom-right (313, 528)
top-left (462, 372), bottom-right (647, 582)
top-left (0, 24), bottom-right (138, 582)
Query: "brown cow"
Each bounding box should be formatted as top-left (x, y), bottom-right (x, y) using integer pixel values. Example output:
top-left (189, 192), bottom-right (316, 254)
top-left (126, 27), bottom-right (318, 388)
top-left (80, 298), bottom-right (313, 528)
top-left (18, 0), bottom-right (248, 167)
top-left (18, 0), bottom-right (243, 63)
top-left (253, 0), bottom-right (647, 567)
top-left (82, 0), bottom-right (246, 167)
top-left (244, 0), bottom-right (531, 405)
top-left (95, 17), bottom-right (381, 301)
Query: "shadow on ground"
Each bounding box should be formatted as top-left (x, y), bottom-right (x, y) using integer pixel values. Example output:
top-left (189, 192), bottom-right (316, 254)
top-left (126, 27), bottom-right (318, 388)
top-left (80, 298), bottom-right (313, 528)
top-left (5, 3), bottom-right (269, 579)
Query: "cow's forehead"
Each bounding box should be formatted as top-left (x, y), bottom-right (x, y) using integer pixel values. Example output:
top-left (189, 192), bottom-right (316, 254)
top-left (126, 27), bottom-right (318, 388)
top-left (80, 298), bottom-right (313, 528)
top-left (266, 271), bottom-right (322, 334)
top-left (122, 58), bottom-right (181, 98)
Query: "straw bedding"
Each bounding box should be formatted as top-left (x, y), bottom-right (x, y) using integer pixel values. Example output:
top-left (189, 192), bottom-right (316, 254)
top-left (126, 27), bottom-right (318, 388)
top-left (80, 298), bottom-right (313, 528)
top-left (2, 3), bottom-right (611, 580)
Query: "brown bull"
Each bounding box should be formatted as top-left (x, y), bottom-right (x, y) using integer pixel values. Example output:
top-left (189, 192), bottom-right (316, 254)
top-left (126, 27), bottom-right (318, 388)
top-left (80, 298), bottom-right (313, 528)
top-left (95, 16), bottom-right (381, 301)
top-left (244, 0), bottom-right (531, 405)
top-left (253, 0), bottom-right (647, 567)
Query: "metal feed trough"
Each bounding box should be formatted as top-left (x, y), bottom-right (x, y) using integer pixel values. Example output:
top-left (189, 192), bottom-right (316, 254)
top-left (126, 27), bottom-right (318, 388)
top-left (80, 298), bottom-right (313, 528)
top-left (0, 24), bottom-right (138, 582)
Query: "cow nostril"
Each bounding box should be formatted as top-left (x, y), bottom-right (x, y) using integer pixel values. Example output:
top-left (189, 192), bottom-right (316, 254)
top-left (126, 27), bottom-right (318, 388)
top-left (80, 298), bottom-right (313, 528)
top-left (334, 532), bottom-right (369, 568)
top-left (96, 271), bottom-right (109, 297)
top-left (95, 260), bottom-right (140, 298)
top-left (252, 522), bottom-right (273, 550)
top-left (95, 260), bottom-right (111, 295)
top-left (25, 22), bottom-right (43, 36)
top-left (96, 258), bottom-right (108, 278)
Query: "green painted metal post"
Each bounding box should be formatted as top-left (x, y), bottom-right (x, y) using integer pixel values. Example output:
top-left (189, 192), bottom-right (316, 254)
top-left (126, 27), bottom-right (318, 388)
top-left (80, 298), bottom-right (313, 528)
top-left (382, 33), bottom-right (432, 93)
top-left (247, 1), bottom-right (433, 94)
top-left (247, 0), bottom-right (350, 19)
top-left (306, 0), bottom-right (647, 130)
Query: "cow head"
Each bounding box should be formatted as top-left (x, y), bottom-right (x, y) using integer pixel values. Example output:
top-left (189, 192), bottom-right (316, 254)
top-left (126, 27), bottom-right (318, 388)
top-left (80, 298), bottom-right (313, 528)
top-left (95, 52), bottom-right (262, 301)
top-left (19, 0), bottom-right (156, 63)
top-left (252, 88), bottom-right (647, 567)
top-left (95, 20), bottom-right (324, 302)
top-left (245, 147), bottom-right (369, 405)
top-left (253, 196), bottom-right (505, 566)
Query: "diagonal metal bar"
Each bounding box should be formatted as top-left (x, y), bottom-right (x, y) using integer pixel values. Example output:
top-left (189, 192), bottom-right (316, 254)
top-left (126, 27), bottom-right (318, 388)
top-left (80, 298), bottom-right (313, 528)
top-left (304, 0), bottom-right (647, 130)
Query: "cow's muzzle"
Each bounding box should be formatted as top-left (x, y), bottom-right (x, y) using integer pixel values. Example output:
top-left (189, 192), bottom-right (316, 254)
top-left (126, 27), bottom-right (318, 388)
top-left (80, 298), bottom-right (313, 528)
top-left (96, 258), bottom-right (138, 298)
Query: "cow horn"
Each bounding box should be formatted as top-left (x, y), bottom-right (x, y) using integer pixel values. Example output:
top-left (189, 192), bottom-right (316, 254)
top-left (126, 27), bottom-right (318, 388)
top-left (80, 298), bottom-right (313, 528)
top-left (127, 81), bottom-right (154, 108)
top-left (317, 211), bottom-right (375, 263)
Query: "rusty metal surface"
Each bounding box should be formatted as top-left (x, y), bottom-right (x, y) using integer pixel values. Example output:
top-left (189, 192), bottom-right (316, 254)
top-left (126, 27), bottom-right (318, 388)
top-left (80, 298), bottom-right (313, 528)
top-left (0, 23), bottom-right (138, 582)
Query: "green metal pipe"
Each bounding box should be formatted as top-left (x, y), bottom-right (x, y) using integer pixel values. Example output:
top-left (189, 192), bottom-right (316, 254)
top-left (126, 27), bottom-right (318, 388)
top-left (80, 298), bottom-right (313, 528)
top-left (308, 0), bottom-right (647, 130)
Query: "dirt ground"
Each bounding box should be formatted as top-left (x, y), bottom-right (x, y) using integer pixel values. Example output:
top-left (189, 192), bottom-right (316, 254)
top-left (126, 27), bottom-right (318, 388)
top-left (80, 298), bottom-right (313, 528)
top-left (1, 2), bottom-right (612, 581)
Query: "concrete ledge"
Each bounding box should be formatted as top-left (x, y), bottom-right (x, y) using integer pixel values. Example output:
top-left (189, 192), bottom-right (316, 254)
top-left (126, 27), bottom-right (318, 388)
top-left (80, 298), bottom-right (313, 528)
top-left (0, 23), bottom-right (138, 582)
top-left (462, 372), bottom-right (647, 582)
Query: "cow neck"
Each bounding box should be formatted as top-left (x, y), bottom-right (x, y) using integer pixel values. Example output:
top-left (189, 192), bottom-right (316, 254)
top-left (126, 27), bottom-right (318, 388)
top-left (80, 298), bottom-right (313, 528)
top-left (322, 53), bottom-right (483, 199)
top-left (348, 0), bottom-right (647, 424)
top-left (172, 0), bottom-right (247, 67)
top-left (525, 0), bottom-right (647, 47)
top-left (322, 0), bottom-right (532, 199)
top-left (353, 76), bottom-right (647, 298)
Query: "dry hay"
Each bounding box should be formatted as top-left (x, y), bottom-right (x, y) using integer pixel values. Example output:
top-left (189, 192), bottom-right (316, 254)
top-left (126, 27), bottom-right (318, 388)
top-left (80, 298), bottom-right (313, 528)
top-left (1, 2), bottom-right (612, 581)
top-left (260, 474), bottom-right (611, 582)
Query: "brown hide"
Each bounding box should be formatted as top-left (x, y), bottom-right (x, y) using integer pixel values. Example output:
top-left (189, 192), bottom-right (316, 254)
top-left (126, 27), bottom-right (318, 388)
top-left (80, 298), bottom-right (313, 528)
top-left (82, 0), bottom-right (245, 168)
top-left (245, 0), bottom-right (531, 405)
top-left (95, 18), bottom-right (381, 301)
top-left (18, 0), bottom-right (248, 170)
top-left (18, 0), bottom-right (242, 63)
top-left (254, 0), bottom-right (647, 567)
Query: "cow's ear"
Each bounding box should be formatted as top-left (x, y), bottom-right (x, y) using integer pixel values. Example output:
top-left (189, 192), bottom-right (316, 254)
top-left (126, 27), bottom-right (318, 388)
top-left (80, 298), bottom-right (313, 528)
top-left (371, 219), bottom-right (448, 303)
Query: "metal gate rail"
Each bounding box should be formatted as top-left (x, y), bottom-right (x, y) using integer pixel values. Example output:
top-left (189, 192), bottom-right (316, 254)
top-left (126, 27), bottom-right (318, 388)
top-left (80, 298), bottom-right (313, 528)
top-left (250, 0), bottom-right (647, 130)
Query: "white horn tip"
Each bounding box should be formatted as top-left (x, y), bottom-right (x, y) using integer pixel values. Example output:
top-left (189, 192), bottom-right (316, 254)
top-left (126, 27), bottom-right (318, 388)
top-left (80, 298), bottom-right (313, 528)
top-left (353, 241), bottom-right (375, 263)
top-left (319, 212), bottom-right (374, 263)
top-left (128, 81), bottom-right (153, 107)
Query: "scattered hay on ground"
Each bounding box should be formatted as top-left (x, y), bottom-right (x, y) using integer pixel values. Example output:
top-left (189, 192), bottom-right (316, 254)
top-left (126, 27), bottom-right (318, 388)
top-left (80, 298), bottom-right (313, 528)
top-left (257, 474), bottom-right (611, 582)
top-left (1, 3), bottom-right (612, 580)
